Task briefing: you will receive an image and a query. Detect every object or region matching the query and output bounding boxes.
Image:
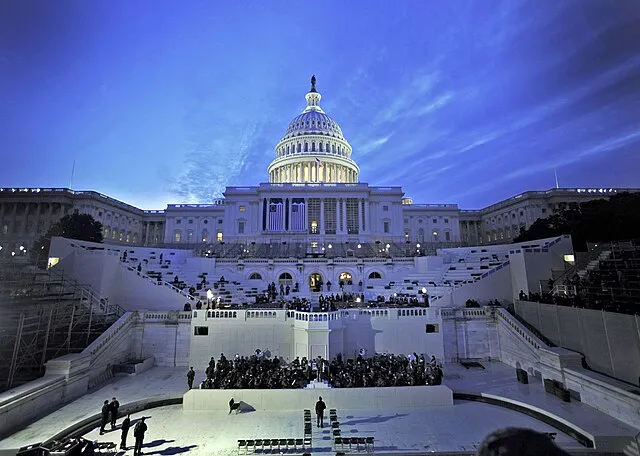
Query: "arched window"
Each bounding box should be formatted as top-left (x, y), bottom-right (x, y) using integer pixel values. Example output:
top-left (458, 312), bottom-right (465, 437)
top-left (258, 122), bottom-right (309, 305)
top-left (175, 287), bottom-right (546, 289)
top-left (202, 229), bottom-right (209, 242)
top-left (312, 142), bottom-right (316, 151)
top-left (111, 229), bottom-right (117, 239)
top-left (418, 228), bottom-right (425, 243)
top-left (187, 229), bottom-right (194, 242)
top-left (304, 142), bottom-right (308, 152)
top-left (339, 272), bottom-right (352, 281)
top-left (319, 143), bottom-right (323, 152)
top-left (174, 230), bottom-right (182, 243)
top-left (297, 143), bottom-right (301, 153)
top-left (104, 226), bottom-right (110, 238)
top-left (368, 271), bottom-right (382, 279)
top-left (332, 144), bottom-right (336, 153)
top-left (279, 272), bottom-right (293, 286)
top-left (432, 230), bottom-right (439, 242)
top-left (249, 272), bottom-right (262, 280)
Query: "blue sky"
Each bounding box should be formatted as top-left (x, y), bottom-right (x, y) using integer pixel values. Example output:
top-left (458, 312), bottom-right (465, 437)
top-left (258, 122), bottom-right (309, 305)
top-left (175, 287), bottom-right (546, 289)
top-left (2, 0), bottom-right (640, 210)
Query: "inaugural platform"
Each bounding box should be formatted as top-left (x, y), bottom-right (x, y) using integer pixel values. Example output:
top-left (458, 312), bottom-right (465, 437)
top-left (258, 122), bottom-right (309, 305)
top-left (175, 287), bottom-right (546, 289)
top-left (182, 385), bottom-right (454, 411)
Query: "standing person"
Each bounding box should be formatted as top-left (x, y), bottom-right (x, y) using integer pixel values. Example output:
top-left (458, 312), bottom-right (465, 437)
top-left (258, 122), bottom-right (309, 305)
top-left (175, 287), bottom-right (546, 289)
top-left (99, 400), bottom-right (109, 435)
top-left (134, 417), bottom-right (147, 455)
top-left (120, 414), bottom-right (131, 450)
top-left (109, 397), bottom-right (120, 429)
top-left (315, 396), bottom-right (326, 428)
top-left (187, 367), bottom-right (195, 389)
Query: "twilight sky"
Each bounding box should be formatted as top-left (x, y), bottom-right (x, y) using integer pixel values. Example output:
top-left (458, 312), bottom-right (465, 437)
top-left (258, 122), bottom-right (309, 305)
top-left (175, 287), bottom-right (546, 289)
top-left (1, 0), bottom-right (640, 210)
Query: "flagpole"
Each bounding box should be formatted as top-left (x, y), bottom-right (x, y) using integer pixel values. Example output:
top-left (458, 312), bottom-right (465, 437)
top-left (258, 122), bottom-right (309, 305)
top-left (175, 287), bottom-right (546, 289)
top-left (554, 167), bottom-right (559, 189)
top-left (69, 160), bottom-right (76, 190)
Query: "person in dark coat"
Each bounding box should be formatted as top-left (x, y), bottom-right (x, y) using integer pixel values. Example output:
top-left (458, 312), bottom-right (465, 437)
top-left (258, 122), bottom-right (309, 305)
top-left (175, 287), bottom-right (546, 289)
top-left (315, 396), bottom-right (326, 428)
top-left (109, 397), bottom-right (120, 429)
top-left (229, 397), bottom-right (240, 414)
top-left (120, 414), bottom-right (131, 450)
top-left (134, 417), bottom-right (148, 455)
top-left (100, 400), bottom-right (109, 435)
top-left (187, 367), bottom-right (195, 389)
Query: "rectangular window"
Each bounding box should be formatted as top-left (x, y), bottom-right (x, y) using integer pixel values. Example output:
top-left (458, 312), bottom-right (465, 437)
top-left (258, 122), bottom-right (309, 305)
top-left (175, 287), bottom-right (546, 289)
top-left (217, 232), bottom-right (223, 242)
top-left (445, 231), bottom-right (450, 241)
top-left (188, 219), bottom-right (193, 224)
top-left (433, 219), bottom-right (437, 223)
top-left (176, 219), bottom-right (182, 224)
top-left (239, 206), bottom-right (246, 212)
top-left (383, 205), bottom-right (389, 211)
top-left (383, 221), bottom-right (390, 233)
top-left (324, 198), bottom-right (336, 234)
top-left (218, 219), bottom-right (223, 224)
top-left (238, 220), bottom-right (245, 234)
top-left (444, 218), bottom-right (449, 223)
top-left (307, 198), bottom-right (320, 235)
top-left (346, 198), bottom-right (359, 234)
top-left (425, 324), bottom-right (439, 333)
top-left (194, 326), bottom-right (209, 336)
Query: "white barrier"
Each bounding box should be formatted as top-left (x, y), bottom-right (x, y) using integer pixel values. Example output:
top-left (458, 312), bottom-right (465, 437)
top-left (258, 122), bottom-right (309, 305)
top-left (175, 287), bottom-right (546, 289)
top-left (183, 385), bottom-right (453, 411)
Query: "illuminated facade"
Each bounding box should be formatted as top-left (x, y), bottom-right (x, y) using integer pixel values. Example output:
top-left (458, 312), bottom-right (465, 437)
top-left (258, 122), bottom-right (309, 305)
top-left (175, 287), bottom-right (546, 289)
top-left (0, 77), bottom-right (637, 256)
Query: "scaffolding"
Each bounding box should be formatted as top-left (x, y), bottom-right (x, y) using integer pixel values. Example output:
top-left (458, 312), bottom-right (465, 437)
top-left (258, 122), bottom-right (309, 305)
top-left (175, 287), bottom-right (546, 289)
top-left (0, 261), bottom-right (125, 392)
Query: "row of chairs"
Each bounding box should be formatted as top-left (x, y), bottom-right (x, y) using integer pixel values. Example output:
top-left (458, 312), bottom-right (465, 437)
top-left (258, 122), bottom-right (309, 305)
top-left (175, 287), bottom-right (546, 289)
top-left (238, 438), bottom-right (310, 454)
top-left (304, 409), bottom-right (312, 438)
top-left (335, 437), bottom-right (375, 452)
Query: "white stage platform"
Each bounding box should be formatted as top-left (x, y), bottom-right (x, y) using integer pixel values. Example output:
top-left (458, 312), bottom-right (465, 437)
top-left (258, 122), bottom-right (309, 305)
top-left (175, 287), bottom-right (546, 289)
top-left (183, 385), bottom-right (453, 411)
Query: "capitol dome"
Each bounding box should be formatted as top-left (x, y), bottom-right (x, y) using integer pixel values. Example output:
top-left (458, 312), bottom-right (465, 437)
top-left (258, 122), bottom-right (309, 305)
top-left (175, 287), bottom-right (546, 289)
top-left (267, 76), bottom-right (360, 184)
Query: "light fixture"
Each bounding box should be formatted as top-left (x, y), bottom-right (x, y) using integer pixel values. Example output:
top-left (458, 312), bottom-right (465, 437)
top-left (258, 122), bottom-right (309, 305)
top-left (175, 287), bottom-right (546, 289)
top-left (357, 244), bottom-right (361, 248)
top-left (421, 287), bottom-right (427, 294)
top-left (385, 243), bottom-right (390, 249)
top-left (206, 289), bottom-right (213, 300)
top-left (416, 243), bottom-right (421, 248)
top-left (19, 246), bottom-right (24, 251)
top-left (328, 244), bottom-right (332, 249)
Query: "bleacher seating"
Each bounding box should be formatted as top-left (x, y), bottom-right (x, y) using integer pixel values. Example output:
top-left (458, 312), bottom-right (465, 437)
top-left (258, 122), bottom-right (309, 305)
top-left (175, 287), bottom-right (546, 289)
top-left (580, 242), bottom-right (640, 314)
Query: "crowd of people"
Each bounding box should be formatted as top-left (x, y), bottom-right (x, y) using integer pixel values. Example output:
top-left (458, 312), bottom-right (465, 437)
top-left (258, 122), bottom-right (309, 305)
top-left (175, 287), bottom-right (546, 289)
top-left (192, 351), bottom-right (443, 390)
top-left (198, 352), bottom-right (310, 389)
top-left (326, 352), bottom-right (443, 388)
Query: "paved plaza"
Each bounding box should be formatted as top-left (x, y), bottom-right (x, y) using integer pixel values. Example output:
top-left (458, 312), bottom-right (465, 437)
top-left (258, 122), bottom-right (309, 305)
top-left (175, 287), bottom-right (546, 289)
top-left (1, 362), bottom-right (637, 455)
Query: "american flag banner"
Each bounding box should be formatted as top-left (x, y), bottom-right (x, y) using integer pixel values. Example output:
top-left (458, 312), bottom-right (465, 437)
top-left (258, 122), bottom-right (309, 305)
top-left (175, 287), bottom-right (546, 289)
top-left (315, 157), bottom-right (323, 168)
top-left (291, 202), bottom-right (306, 231)
top-left (268, 202), bottom-right (283, 231)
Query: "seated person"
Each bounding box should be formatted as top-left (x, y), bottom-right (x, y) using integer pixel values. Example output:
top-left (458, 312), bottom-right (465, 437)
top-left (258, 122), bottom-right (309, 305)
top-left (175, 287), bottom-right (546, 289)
top-left (229, 397), bottom-right (241, 414)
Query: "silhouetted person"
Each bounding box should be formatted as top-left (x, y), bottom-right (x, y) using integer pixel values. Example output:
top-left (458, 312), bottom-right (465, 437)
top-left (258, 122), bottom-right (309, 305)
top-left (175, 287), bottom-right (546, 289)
top-left (187, 367), bottom-right (195, 389)
top-left (99, 400), bottom-right (109, 435)
top-left (315, 396), bottom-right (326, 428)
top-left (477, 428), bottom-right (570, 456)
top-left (134, 417), bottom-right (147, 455)
top-left (229, 397), bottom-right (240, 414)
top-left (120, 414), bottom-right (131, 450)
top-left (109, 397), bottom-right (120, 429)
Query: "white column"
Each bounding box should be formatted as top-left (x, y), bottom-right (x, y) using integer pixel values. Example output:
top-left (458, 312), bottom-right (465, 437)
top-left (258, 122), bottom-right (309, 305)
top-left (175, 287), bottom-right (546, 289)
top-left (259, 199), bottom-right (264, 232)
top-left (336, 199), bottom-right (342, 234)
top-left (282, 198), bottom-right (286, 231)
top-left (364, 200), bottom-right (370, 234)
top-left (320, 199), bottom-right (325, 235)
top-left (342, 198), bottom-right (347, 234)
top-left (358, 199), bottom-right (363, 234)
